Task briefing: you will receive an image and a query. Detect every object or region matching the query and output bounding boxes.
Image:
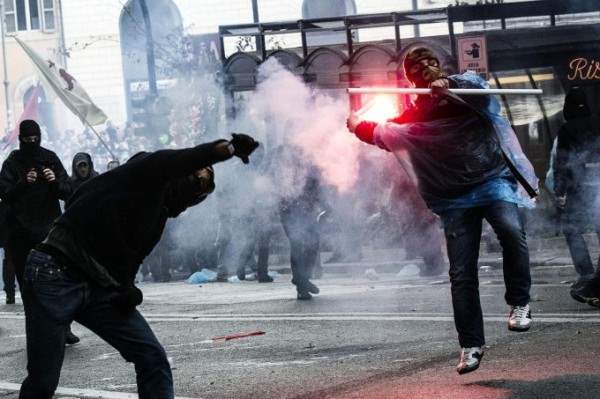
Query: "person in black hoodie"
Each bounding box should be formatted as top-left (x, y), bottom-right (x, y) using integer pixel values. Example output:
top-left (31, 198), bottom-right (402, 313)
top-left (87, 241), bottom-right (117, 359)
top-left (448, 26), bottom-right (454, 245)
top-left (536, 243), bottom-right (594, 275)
top-left (556, 88), bottom-right (600, 307)
top-left (18, 134), bottom-right (258, 399)
top-left (554, 88), bottom-right (600, 286)
top-left (69, 152), bottom-right (99, 193)
top-left (0, 120), bottom-right (70, 297)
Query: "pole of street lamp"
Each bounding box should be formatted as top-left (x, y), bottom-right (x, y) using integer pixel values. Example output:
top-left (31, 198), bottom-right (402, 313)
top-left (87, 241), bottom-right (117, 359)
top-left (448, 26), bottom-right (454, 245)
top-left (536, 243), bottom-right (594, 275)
top-left (138, 0), bottom-right (158, 97)
top-left (0, 0), bottom-right (12, 135)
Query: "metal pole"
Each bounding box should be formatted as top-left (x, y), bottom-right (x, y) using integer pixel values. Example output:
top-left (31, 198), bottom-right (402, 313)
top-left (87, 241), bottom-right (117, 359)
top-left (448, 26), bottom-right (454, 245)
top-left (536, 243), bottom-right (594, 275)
top-left (0, 0), bottom-right (11, 135)
top-left (138, 0), bottom-right (158, 97)
top-left (347, 88), bottom-right (544, 95)
top-left (56, 0), bottom-right (67, 67)
top-left (412, 0), bottom-right (420, 37)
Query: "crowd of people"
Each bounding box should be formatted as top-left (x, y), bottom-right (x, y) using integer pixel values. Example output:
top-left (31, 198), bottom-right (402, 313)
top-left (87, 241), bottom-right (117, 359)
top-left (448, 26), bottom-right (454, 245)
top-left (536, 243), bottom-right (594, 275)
top-left (0, 44), bottom-right (598, 397)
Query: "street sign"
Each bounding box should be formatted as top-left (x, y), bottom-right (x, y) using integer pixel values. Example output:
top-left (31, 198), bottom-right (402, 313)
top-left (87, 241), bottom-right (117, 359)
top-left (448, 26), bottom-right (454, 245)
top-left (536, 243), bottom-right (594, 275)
top-left (457, 35), bottom-right (488, 80)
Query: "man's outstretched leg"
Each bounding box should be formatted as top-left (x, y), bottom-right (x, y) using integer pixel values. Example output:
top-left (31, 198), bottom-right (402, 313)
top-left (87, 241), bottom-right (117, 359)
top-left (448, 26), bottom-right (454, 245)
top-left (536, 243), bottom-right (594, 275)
top-left (77, 289), bottom-right (173, 399)
top-left (441, 207), bottom-right (485, 374)
top-left (485, 201), bottom-right (532, 332)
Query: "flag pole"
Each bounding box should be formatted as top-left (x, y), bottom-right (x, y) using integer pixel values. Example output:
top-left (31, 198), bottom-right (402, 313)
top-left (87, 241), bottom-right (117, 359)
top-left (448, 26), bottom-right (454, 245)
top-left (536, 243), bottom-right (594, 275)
top-left (81, 117), bottom-right (117, 161)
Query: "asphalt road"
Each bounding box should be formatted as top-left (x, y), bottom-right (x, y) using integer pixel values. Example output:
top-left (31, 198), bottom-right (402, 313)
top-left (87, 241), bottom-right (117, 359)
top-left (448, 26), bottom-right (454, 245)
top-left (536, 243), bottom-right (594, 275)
top-left (0, 263), bottom-right (599, 399)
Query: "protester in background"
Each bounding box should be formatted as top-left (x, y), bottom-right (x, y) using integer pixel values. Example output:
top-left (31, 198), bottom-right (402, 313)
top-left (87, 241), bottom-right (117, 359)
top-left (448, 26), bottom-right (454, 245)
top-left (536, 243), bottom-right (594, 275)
top-left (552, 88), bottom-right (600, 291)
top-left (0, 120), bottom-right (71, 296)
top-left (0, 200), bottom-right (15, 304)
top-left (347, 46), bottom-right (538, 374)
top-left (275, 150), bottom-right (323, 300)
top-left (17, 134), bottom-right (258, 398)
top-left (69, 152), bottom-right (99, 193)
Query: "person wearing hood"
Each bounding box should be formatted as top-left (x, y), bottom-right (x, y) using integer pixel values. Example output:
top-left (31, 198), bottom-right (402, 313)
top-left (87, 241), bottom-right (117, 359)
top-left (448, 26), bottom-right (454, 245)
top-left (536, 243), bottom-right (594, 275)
top-left (17, 134), bottom-right (258, 398)
top-left (0, 120), bottom-right (70, 301)
top-left (347, 46), bottom-right (538, 374)
top-left (554, 88), bottom-right (600, 306)
top-left (69, 152), bottom-right (99, 193)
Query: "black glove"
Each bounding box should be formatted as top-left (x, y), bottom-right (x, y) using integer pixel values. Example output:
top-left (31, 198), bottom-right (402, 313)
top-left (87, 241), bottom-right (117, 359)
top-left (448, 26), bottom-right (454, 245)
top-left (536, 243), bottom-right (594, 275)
top-left (230, 133), bottom-right (259, 164)
top-left (109, 286), bottom-right (143, 315)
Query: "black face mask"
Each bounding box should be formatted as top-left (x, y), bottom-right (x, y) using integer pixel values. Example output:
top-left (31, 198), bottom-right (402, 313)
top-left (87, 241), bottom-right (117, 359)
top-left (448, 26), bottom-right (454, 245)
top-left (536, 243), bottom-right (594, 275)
top-left (407, 58), bottom-right (443, 88)
top-left (164, 175), bottom-right (215, 218)
top-left (19, 135), bottom-right (41, 156)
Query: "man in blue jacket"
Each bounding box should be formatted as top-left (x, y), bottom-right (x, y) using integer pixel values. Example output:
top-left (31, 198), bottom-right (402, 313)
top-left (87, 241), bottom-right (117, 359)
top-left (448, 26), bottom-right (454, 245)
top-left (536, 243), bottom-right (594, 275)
top-left (347, 46), bottom-right (538, 374)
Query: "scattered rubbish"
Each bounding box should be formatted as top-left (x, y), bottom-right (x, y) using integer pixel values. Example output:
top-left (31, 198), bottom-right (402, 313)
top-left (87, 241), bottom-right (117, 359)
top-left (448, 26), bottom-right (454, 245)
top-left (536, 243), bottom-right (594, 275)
top-left (228, 275), bottom-right (240, 283)
top-left (186, 269), bottom-right (217, 284)
top-left (560, 280), bottom-right (574, 285)
top-left (364, 268), bottom-right (379, 281)
top-left (480, 265), bottom-right (492, 273)
top-left (245, 272), bottom-right (257, 281)
top-left (212, 330), bottom-right (266, 342)
top-left (304, 343), bottom-right (315, 349)
top-left (397, 264), bottom-right (420, 278)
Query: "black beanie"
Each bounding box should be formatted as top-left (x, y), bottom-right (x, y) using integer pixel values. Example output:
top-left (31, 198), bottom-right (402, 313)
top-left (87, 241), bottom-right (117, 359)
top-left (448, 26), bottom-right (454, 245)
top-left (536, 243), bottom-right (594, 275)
top-left (19, 119), bottom-right (41, 138)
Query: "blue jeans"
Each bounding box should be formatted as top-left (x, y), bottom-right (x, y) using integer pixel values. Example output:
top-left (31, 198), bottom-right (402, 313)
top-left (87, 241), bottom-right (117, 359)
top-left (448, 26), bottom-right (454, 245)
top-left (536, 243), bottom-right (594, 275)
top-left (19, 250), bottom-right (173, 399)
top-left (440, 201), bottom-right (531, 348)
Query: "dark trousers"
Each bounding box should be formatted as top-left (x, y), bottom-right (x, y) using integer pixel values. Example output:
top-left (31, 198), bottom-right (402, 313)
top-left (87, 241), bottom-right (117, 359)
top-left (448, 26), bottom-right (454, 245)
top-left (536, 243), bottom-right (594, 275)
top-left (280, 211), bottom-right (320, 292)
top-left (4, 231), bottom-right (39, 293)
top-left (562, 200), bottom-right (600, 277)
top-left (440, 201), bottom-right (531, 348)
top-left (2, 254), bottom-right (15, 296)
top-left (19, 250), bottom-right (173, 399)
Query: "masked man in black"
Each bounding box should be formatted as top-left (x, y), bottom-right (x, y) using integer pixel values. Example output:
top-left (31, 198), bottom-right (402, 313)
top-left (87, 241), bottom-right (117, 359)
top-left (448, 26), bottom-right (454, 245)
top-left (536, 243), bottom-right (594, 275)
top-left (347, 47), bottom-right (538, 374)
top-left (556, 89), bottom-right (600, 307)
top-left (0, 120), bottom-right (71, 300)
top-left (17, 134), bottom-right (258, 399)
top-left (69, 152), bottom-right (99, 193)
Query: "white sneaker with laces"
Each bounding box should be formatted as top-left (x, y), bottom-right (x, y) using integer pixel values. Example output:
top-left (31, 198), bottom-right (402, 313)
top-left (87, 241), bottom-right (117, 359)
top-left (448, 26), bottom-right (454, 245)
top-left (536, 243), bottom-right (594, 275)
top-left (456, 347), bottom-right (483, 375)
top-left (508, 304), bottom-right (532, 331)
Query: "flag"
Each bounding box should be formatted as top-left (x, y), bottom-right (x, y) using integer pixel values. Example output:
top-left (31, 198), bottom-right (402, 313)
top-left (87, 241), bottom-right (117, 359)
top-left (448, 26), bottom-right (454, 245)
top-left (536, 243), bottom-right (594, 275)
top-left (2, 85), bottom-right (41, 150)
top-left (14, 36), bottom-right (108, 126)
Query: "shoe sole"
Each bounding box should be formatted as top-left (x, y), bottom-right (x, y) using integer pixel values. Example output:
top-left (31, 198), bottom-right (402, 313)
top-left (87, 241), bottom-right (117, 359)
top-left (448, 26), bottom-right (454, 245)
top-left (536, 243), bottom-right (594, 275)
top-left (457, 362), bottom-right (480, 375)
top-left (457, 353), bottom-right (483, 375)
top-left (570, 291), bottom-right (600, 308)
top-left (508, 325), bottom-right (531, 332)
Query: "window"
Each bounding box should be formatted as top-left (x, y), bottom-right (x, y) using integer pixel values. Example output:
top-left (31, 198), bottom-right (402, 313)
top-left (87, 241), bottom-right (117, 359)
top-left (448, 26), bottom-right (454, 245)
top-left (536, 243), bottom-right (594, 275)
top-left (42, 0), bottom-right (54, 30)
top-left (3, 0), bottom-right (54, 33)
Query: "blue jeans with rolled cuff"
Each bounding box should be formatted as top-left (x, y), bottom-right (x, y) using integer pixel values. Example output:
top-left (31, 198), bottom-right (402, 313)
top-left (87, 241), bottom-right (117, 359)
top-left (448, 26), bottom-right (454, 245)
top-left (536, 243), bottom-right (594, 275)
top-left (440, 201), bottom-right (531, 348)
top-left (18, 249), bottom-right (173, 399)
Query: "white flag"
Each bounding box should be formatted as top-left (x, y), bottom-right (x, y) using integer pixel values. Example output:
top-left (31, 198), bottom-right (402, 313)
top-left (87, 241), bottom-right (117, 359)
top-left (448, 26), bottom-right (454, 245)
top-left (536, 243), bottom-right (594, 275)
top-left (14, 37), bottom-right (108, 126)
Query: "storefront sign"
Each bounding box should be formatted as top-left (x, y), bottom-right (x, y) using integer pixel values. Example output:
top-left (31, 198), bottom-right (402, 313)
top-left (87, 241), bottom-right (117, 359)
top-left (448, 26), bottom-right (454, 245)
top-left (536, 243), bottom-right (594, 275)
top-left (457, 35), bottom-right (488, 79)
top-left (567, 57), bottom-right (600, 81)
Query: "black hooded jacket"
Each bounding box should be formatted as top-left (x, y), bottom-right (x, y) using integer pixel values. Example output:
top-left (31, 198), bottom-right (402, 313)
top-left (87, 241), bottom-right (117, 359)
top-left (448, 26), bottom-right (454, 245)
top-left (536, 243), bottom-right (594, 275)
top-left (555, 88), bottom-right (600, 198)
top-left (70, 152), bottom-right (99, 193)
top-left (0, 147), bottom-right (70, 240)
top-left (46, 141), bottom-right (230, 286)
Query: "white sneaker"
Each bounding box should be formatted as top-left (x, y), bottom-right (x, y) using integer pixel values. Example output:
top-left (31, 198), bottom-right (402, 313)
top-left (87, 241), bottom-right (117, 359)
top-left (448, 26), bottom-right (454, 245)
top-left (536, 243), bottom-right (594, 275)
top-left (508, 304), bottom-right (532, 331)
top-left (456, 347), bottom-right (483, 374)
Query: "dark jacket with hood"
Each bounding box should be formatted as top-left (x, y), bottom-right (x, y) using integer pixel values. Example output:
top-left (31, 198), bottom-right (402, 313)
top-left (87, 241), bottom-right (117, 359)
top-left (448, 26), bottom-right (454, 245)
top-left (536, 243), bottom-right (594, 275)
top-left (43, 141), bottom-right (227, 287)
top-left (355, 75), bottom-right (509, 205)
top-left (0, 146), bottom-right (70, 240)
top-left (555, 88), bottom-right (600, 199)
top-left (69, 152), bottom-right (99, 193)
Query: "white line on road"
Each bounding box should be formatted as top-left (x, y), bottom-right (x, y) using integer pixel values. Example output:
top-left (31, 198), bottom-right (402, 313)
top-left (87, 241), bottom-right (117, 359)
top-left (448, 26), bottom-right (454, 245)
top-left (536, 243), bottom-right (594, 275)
top-left (1, 312), bottom-right (599, 323)
top-left (143, 315), bottom-right (600, 323)
top-left (0, 381), bottom-right (200, 399)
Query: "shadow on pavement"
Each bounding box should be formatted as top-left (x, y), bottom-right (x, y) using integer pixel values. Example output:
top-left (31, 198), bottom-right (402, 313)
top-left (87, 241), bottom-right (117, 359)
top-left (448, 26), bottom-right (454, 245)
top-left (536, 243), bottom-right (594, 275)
top-left (472, 374), bottom-right (600, 399)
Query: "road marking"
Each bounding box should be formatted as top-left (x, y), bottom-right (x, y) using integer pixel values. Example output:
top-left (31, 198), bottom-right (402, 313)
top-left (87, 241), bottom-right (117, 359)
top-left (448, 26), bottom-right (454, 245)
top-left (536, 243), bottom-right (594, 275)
top-left (2, 311), bottom-right (599, 323)
top-left (142, 315), bottom-right (600, 323)
top-left (0, 381), bottom-right (199, 399)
